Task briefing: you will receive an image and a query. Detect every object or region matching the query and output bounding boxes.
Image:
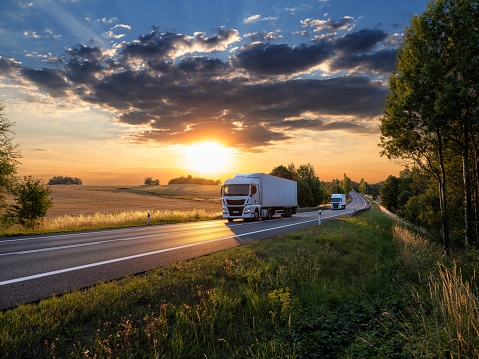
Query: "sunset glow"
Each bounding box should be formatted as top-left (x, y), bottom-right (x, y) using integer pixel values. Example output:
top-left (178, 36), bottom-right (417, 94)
top-left (182, 142), bottom-right (235, 175)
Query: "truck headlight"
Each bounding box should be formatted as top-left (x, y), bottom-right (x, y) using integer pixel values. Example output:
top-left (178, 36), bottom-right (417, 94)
top-left (222, 207), bottom-right (228, 214)
top-left (243, 206), bottom-right (251, 214)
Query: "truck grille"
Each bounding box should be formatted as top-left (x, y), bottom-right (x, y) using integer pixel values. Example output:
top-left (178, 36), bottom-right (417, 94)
top-left (227, 206), bottom-right (243, 216)
top-left (226, 199), bottom-right (245, 205)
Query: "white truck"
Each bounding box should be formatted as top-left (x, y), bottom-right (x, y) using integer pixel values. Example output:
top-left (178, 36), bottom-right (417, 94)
top-left (221, 173), bottom-right (298, 222)
top-left (330, 193), bottom-right (347, 209)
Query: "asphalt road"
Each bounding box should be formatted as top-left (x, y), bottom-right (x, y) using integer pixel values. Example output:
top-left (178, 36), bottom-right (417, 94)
top-left (0, 191), bottom-right (369, 309)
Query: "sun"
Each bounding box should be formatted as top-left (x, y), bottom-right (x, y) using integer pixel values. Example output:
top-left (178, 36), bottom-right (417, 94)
top-left (182, 141), bottom-right (234, 174)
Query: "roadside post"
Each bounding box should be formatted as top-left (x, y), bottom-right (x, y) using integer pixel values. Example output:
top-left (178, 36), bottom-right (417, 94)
top-left (318, 210), bottom-right (321, 225)
top-left (148, 211), bottom-right (150, 224)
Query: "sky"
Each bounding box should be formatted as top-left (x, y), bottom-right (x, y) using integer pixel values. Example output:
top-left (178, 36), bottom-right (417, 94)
top-left (0, 0), bottom-right (429, 186)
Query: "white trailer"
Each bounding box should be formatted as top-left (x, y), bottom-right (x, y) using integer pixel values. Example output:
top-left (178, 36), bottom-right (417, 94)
top-left (221, 173), bottom-right (298, 222)
top-left (330, 193), bottom-right (347, 210)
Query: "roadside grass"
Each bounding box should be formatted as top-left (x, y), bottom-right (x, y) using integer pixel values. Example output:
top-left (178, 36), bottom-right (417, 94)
top-left (2, 206), bottom-right (479, 358)
top-left (1, 207), bottom-right (411, 358)
top-left (0, 209), bottom-right (221, 236)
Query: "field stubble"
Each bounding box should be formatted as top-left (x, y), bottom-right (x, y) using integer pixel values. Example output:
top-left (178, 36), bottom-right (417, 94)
top-left (47, 185), bottom-right (221, 217)
top-left (2, 184), bottom-right (222, 234)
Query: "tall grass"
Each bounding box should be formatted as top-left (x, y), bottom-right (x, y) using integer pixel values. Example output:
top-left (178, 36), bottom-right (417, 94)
top-left (390, 225), bottom-right (479, 358)
top-left (0, 209), bottom-right (221, 235)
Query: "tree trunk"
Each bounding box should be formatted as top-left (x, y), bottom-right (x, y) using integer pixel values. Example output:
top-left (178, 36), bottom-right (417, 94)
top-left (435, 131), bottom-right (449, 254)
top-left (463, 124), bottom-right (473, 246)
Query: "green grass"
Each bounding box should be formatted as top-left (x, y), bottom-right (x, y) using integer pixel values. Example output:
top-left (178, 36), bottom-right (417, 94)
top-left (1, 206), bottom-right (478, 358)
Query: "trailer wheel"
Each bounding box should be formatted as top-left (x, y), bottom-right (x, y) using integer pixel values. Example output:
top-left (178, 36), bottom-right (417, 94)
top-left (268, 208), bottom-right (273, 219)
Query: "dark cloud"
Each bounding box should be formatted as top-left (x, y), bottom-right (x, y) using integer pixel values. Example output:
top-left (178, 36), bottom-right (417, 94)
top-left (21, 68), bottom-right (70, 97)
top-left (3, 26), bottom-right (398, 150)
top-left (334, 29), bottom-right (388, 54)
top-left (0, 56), bottom-right (20, 75)
top-left (331, 48), bottom-right (398, 75)
top-left (234, 42), bottom-right (331, 75)
top-left (121, 27), bottom-right (239, 62)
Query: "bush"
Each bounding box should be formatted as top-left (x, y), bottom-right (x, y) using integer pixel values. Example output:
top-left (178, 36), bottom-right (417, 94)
top-left (3, 176), bottom-right (53, 229)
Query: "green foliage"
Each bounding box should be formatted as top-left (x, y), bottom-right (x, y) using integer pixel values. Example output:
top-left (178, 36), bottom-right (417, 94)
top-left (271, 163), bottom-right (326, 207)
top-left (48, 176), bottom-right (82, 185)
top-left (0, 101), bottom-right (21, 209)
top-left (380, 0), bottom-right (479, 249)
top-left (4, 176), bottom-right (52, 229)
top-left (358, 178), bottom-right (367, 194)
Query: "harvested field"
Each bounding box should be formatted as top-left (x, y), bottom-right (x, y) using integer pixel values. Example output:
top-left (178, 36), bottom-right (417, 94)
top-left (48, 185), bottom-right (221, 217)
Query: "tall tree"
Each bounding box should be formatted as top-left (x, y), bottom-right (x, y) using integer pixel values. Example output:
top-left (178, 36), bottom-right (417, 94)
top-left (428, 0), bottom-right (479, 246)
top-left (0, 101), bottom-right (21, 210)
top-left (358, 178), bottom-right (367, 194)
top-left (381, 0), bottom-right (479, 250)
top-left (380, 1), bottom-right (459, 253)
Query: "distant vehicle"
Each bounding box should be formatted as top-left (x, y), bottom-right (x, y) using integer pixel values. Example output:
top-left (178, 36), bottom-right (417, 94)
top-left (330, 193), bottom-right (347, 210)
top-left (221, 173), bottom-right (298, 222)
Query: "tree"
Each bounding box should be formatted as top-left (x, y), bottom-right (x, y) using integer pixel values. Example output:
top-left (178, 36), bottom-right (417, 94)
top-left (379, 175), bottom-right (401, 213)
top-left (144, 177), bottom-right (160, 185)
top-left (270, 163), bottom-right (326, 207)
top-left (358, 178), bottom-right (367, 194)
top-left (0, 101), bottom-right (21, 210)
top-left (341, 173), bottom-right (353, 195)
top-left (5, 176), bottom-right (52, 229)
top-left (270, 165), bottom-right (296, 180)
top-left (381, 0), bottom-right (479, 251)
top-left (380, 3), bottom-right (454, 253)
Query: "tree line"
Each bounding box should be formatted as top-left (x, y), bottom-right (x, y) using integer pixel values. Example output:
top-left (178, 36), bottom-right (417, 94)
top-left (48, 176), bottom-right (82, 185)
top-left (269, 163), bottom-right (368, 208)
top-left (168, 175), bottom-right (221, 186)
top-left (379, 0), bottom-right (479, 253)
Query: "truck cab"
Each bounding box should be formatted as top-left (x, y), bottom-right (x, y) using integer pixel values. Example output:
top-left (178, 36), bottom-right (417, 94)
top-left (221, 177), bottom-right (261, 221)
top-left (330, 193), bottom-right (347, 210)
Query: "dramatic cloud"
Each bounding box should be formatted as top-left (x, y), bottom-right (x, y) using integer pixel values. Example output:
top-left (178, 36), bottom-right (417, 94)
top-left (0, 25), bottom-right (399, 150)
top-left (234, 42), bottom-right (330, 75)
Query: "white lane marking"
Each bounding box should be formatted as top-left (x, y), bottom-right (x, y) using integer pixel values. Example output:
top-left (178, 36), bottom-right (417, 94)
top-left (0, 219), bottom-right (316, 286)
top-left (0, 232), bottom-right (173, 256)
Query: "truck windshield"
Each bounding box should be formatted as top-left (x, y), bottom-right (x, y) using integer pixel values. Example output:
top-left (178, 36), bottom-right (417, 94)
top-left (222, 184), bottom-right (250, 196)
top-left (331, 198), bottom-right (341, 202)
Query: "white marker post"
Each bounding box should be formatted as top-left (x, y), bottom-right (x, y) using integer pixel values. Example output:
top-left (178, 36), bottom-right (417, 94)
top-left (318, 210), bottom-right (322, 225)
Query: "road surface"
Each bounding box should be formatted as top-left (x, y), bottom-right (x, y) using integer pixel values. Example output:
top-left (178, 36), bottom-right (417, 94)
top-left (0, 192), bottom-right (369, 309)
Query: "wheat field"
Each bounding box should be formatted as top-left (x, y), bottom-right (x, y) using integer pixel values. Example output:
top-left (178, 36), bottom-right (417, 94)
top-left (47, 185), bottom-right (222, 217)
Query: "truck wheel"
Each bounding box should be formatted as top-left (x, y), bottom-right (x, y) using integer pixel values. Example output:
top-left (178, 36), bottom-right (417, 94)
top-left (254, 210), bottom-right (259, 221)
